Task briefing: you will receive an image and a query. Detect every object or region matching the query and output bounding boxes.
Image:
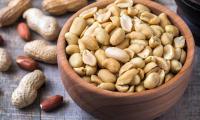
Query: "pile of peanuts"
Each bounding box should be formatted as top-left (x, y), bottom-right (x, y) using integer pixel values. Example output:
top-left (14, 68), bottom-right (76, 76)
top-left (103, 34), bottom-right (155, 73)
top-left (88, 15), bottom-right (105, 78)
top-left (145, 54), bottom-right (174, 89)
top-left (65, 0), bottom-right (187, 93)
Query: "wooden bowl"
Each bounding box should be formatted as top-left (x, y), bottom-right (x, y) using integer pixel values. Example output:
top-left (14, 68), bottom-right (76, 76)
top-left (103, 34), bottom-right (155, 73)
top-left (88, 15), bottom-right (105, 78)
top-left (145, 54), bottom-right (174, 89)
top-left (57, 0), bottom-right (195, 119)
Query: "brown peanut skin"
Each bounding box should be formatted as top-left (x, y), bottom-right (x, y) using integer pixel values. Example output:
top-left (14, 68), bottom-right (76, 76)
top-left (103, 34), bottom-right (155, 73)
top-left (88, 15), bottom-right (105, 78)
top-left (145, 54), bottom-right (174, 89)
top-left (17, 22), bottom-right (31, 41)
top-left (40, 95), bottom-right (63, 112)
top-left (16, 56), bottom-right (38, 71)
top-left (0, 35), bottom-right (4, 46)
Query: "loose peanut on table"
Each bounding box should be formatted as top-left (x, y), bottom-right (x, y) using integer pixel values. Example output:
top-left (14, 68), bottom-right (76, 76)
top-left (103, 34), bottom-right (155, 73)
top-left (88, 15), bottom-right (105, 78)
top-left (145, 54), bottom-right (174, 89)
top-left (65, 0), bottom-right (187, 93)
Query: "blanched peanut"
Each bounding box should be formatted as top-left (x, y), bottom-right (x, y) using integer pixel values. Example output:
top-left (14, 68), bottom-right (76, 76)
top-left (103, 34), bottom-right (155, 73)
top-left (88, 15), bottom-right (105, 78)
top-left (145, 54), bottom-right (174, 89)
top-left (133, 16), bottom-right (143, 25)
top-left (105, 47), bottom-right (130, 63)
top-left (95, 49), bottom-right (107, 68)
top-left (137, 46), bottom-right (152, 59)
top-left (86, 18), bottom-right (95, 25)
top-left (82, 76), bottom-right (91, 83)
top-left (165, 25), bottom-right (179, 37)
top-left (110, 28), bottom-right (125, 45)
top-left (69, 53), bottom-right (83, 68)
top-left (130, 39), bottom-right (148, 46)
top-left (66, 45), bottom-right (80, 55)
top-left (174, 36), bottom-right (185, 48)
top-left (130, 75), bottom-right (141, 85)
top-left (84, 22), bottom-right (101, 36)
top-left (78, 40), bottom-right (86, 53)
top-left (121, 9), bottom-right (128, 16)
top-left (153, 45), bottom-right (163, 57)
top-left (146, 67), bottom-right (160, 77)
top-left (140, 12), bottom-right (160, 25)
top-left (110, 16), bottom-right (120, 27)
top-left (104, 22), bottom-right (116, 33)
top-left (126, 31), bottom-right (146, 40)
top-left (151, 25), bottom-right (164, 37)
top-left (144, 62), bottom-right (157, 73)
top-left (165, 73), bottom-right (174, 83)
top-left (91, 75), bottom-right (103, 84)
top-left (115, 84), bottom-right (129, 92)
top-left (79, 7), bottom-right (97, 19)
top-left (94, 10), bottom-right (111, 23)
top-left (114, 0), bottom-right (134, 8)
top-left (135, 24), bottom-right (154, 39)
top-left (74, 67), bottom-right (85, 76)
top-left (81, 36), bottom-right (99, 50)
top-left (98, 69), bottom-right (116, 83)
top-left (65, 32), bottom-right (78, 45)
top-left (120, 14), bottom-right (133, 32)
top-left (127, 7), bottom-right (138, 17)
top-left (138, 68), bottom-right (145, 79)
top-left (144, 56), bottom-right (156, 64)
top-left (161, 33), bottom-right (174, 45)
top-left (80, 26), bottom-right (89, 37)
top-left (127, 86), bottom-right (135, 93)
top-left (119, 62), bottom-right (134, 75)
top-left (103, 58), bottom-right (120, 73)
top-left (158, 70), bottom-right (165, 86)
top-left (98, 83), bottom-right (115, 91)
top-left (134, 4), bottom-right (150, 13)
top-left (135, 84), bottom-right (145, 92)
top-left (144, 72), bottom-right (160, 89)
top-left (163, 44), bottom-right (175, 60)
top-left (85, 65), bottom-right (97, 76)
top-left (116, 68), bottom-right (138, 85)
top-left (129, 43), bottom-right (145, 53)
top-left (130, 57), bottom-right (145, 68)
top-left (82, 50), bottom-right (97, 66)
top-left (170, 59), bottom-right (182, 73)
top-left (180, 49), bottom-right (186, 64)
top-left (70, 17), bottom-right (87, 36)
top-left (108, 5), bottom-right (120, 16)
top-left (116, 39), bottom-right (130, 49)
top-left (158, 13), bottom-right (171, 28)
top-left (124, 48), bottom-right (135, 58)
top-left (94, 27), bottom-right (110, 45)
top-left (174, 48), bottom-right (182, 60)
top-left (149, 36), bottom-right (161, 48)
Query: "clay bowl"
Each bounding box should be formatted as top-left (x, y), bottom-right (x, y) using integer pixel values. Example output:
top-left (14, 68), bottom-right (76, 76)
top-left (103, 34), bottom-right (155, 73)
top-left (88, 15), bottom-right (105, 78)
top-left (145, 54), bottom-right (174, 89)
top-left (57, 0), bottom-right (195, 119)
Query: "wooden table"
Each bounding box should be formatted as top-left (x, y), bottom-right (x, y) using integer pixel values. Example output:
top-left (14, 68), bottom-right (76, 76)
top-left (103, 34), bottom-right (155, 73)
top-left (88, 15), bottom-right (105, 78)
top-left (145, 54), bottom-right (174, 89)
top-left (0, 0), bottom-right (199, 120)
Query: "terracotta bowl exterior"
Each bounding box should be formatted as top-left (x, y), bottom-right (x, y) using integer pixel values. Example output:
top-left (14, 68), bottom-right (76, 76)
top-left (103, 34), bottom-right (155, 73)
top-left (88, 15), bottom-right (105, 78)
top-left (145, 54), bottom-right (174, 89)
top-left (57, 0), bottom-right (195, 120)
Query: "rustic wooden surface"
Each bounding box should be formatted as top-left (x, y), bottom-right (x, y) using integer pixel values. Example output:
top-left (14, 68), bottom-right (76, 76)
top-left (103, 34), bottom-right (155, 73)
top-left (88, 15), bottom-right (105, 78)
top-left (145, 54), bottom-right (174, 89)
top-left (0, 0), bottom-right (199, 120)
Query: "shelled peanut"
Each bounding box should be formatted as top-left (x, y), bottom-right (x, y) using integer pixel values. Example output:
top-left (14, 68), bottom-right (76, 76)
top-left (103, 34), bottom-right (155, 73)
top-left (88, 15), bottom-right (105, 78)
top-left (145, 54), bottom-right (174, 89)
top-left (65, 0), bottom-right (187, 93)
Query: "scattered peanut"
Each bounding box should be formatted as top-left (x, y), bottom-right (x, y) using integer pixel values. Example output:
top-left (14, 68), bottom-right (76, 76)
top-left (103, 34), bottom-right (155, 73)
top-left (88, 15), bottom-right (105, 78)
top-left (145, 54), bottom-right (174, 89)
top-left (42, 0), bottom-right (88, 15)
top-left (24, 40), bottom-right (57, 64)
top-left (11, 70), bottom-right (45, 108)
top-left (0, 0), bottom-right (31, 27)
top-left (23, 8), bottom-right (60, 41)
top-left (0, 48), bottom-right (12, 72)
top-left (16, 56), bottom-right (38, 71)
top-left (17, 22), bottom-right (31, 41)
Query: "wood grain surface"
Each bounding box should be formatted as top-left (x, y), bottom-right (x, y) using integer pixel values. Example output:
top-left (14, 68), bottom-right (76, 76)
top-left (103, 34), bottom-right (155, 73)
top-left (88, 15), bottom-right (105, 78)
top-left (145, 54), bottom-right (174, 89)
top-left (0, 0), bottom-right (199, 120)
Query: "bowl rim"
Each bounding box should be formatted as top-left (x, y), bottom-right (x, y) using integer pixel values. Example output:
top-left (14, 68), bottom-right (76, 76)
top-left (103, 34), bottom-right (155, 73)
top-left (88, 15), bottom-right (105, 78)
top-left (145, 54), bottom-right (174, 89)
top-left (57, 0), bottom-right (195, 99)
